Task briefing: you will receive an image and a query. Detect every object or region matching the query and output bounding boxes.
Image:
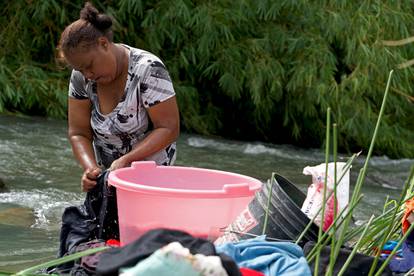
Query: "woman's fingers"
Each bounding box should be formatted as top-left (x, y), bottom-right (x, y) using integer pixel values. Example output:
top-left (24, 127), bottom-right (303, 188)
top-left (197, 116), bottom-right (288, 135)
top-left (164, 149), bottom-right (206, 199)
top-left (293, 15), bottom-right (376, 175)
top-left (81, 174), bottom-right (96, 192)
top-left (86, 167), bottom-right (101, 179)
top-left (82, 167), bottom-right (102, 192)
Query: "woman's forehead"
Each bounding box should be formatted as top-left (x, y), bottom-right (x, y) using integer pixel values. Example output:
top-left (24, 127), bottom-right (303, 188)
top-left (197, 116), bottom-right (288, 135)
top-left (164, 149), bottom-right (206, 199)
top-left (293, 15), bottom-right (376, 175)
top-left (65, 48), bottom-right (95, 67)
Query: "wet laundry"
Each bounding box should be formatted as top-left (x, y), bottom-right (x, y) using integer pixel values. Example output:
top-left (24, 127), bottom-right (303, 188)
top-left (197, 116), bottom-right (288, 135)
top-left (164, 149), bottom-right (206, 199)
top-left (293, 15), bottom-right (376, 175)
top-left (402, 197), bottom-right (414, 234)
top-left (239, 268), bottom-right (265, 276)
top-left (388, 241), bottom-right (414, 273)
top-left (119, 241), bottom-right (228, 276)
top-left (49, 171), bottom-right (119, 275)
top-left (96, 228), bottom-right (241, 276)
top-left (58, 170), bottom-right (119, 257)
top-left (386, 196), bottom-right (414, 273)
top-left (216, 235), bottom-right (311, 276)
top-left (380, 240), bottom-right (402, 259)
top-left (66, 240), bottom-right (109, 276)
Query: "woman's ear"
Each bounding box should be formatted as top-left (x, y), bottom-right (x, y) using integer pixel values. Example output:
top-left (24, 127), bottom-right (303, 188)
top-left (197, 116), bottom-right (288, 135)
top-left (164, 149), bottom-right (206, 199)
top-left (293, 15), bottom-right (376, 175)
top-left (98, 37), bottom-right (109, 50)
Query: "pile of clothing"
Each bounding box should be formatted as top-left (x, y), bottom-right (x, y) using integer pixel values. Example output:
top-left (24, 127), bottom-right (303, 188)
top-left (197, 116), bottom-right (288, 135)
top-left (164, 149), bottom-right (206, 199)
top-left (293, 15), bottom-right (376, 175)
top-left (56, 228), bottom-right (311, 276)
top-left (100, 228), bottom-right (311, 276)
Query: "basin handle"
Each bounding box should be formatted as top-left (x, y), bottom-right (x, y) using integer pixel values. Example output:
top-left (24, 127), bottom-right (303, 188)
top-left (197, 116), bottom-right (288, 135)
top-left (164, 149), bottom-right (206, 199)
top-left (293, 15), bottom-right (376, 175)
top-left (223, 183), bottom-right (251, 195)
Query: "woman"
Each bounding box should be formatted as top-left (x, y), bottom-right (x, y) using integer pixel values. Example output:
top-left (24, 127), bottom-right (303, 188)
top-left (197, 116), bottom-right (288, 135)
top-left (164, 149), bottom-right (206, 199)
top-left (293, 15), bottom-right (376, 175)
top-left (59, 3), bottom-right (179, 191)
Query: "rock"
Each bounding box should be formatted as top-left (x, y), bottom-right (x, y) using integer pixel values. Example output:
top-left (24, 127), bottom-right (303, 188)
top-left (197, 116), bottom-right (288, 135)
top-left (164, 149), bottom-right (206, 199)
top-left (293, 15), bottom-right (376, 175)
top-left (0, 207), bottom-right (36, 227)
top-left (0, 177), bottom-right (8, 192)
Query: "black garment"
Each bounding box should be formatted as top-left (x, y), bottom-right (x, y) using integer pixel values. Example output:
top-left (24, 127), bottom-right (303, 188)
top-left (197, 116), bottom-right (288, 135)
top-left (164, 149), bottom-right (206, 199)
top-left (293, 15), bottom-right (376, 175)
top-left (303, 241), bottom-right (393, 276)
top-left (59, 171), bottom-right (119, 257)
top-left (96, 228), bottom-right (241, 276)
top-left (51, 171), bottom-right (119, 274)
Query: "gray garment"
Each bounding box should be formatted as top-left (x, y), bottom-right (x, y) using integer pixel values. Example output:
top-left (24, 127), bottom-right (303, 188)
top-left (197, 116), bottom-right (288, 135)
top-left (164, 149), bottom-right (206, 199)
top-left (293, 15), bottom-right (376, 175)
top-left (68, 45), bottom-right (176, 169)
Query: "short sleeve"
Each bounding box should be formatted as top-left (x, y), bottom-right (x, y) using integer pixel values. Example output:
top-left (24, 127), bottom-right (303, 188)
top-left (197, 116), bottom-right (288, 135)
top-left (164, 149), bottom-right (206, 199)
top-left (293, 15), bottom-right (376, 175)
top-left (68, 70), bottom-right (89, 99)
top-left (140, 61), bottom-right (175, 108)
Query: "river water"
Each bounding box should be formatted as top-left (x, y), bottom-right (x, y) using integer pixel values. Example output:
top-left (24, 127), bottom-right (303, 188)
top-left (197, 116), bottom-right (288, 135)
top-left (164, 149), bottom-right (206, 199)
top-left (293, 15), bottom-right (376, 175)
top-left (0, 114), bottom-right (412, 271)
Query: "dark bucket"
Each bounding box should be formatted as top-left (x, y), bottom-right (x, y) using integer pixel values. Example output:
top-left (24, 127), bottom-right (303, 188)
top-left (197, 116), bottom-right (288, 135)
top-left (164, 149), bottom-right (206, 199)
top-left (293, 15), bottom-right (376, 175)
top-left (216, 174), bottom-right (320, 244)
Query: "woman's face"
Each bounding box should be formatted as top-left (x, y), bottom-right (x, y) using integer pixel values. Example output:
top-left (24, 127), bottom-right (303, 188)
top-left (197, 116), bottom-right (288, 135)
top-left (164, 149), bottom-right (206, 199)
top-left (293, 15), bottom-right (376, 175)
top-left (64, 38), bottom-right (117, 85)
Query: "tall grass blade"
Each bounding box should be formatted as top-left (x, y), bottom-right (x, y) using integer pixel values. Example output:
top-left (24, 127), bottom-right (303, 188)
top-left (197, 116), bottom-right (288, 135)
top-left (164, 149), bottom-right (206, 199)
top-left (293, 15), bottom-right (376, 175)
top-left (337, 215), bottom-right (375, 276)
top-left (306, 194), bottom-right (363, 263)
top-left (330, 69), bottom-right (394, 272)
top-left (14, 246), bottom-right (109, 275)
top-left (404, 267), bottom-right (414, 276)
top-left (327, 123), bottom-right (338, 276)
top-left (262, 173), bottom-right (276, 235)
top-left (314, 107), bottom-right (330, 276)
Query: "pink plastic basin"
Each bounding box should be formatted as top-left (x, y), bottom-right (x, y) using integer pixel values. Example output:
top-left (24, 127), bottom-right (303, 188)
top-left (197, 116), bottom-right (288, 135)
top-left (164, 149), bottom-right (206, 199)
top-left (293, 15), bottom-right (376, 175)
top-left (108, 161), bottom-right (262, 245)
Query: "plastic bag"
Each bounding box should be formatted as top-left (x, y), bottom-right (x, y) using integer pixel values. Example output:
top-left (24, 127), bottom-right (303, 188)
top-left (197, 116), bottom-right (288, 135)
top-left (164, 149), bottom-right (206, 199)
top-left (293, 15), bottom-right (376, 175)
top-left (301, 162), bottom-right (350, 231)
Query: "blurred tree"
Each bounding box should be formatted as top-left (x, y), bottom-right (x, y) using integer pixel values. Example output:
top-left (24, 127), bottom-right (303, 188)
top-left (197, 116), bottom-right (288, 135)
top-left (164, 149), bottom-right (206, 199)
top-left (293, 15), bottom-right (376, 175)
top-left (0, 0), bottom-right (413, 158)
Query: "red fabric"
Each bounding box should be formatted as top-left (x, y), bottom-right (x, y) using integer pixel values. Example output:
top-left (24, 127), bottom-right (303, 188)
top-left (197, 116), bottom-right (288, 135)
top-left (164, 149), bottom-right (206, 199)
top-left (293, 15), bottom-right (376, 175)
top-left (106, 239), bottom-right (121, 247)
top-left (240, 267), bottom-right (265, 276)
top-left (402, 197), bottom-right (414, 234)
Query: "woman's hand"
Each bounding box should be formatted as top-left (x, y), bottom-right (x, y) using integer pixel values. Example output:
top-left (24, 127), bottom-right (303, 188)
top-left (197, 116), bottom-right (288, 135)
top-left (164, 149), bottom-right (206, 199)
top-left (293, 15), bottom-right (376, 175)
top-left (109, 156), bottom-right (131, 171)
top-left (81, 167), bottom-right (102, 192)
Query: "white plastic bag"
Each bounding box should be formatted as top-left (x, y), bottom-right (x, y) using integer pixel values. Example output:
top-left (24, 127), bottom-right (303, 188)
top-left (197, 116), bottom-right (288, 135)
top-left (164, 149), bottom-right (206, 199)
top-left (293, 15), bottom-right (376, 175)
top-left (301, 162), bottom-right (350, 231)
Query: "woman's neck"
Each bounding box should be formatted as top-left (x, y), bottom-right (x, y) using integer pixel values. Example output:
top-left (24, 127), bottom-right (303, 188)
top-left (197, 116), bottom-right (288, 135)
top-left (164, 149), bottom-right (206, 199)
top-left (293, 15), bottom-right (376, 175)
top-left (114, 44), bottom-right (129, 81)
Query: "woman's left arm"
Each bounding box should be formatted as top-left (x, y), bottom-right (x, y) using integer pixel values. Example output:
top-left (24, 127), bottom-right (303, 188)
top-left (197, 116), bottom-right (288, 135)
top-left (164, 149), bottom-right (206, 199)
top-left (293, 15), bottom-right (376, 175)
top-left (109, 96), bottom-right (180, 170)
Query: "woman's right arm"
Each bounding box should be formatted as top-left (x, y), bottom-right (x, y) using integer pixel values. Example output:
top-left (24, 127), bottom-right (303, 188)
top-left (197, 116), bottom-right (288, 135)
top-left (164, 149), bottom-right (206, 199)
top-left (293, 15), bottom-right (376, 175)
top-left (68, 98), bottom-right (101, 191)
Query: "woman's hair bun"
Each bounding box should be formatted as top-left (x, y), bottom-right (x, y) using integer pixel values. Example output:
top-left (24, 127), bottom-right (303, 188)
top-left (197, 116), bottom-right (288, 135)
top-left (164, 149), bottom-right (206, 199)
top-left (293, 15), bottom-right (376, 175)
top-left (80, 2), bottom-right (112, 30)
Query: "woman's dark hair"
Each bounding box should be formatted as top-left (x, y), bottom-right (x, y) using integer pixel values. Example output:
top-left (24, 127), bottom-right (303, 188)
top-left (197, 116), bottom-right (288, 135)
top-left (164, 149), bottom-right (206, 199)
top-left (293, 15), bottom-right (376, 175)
top-left (58, 2), bottom-right (113, 57)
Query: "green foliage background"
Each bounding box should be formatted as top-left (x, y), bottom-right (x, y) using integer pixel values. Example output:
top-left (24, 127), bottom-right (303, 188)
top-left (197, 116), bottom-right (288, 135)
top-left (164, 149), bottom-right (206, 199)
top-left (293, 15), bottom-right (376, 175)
top-left (1, 0), bottom-right (413, 158)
